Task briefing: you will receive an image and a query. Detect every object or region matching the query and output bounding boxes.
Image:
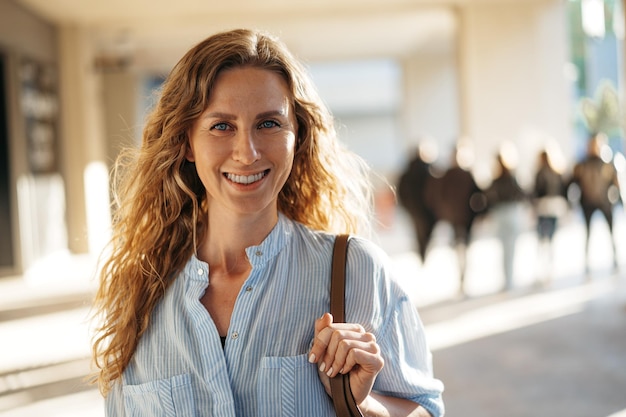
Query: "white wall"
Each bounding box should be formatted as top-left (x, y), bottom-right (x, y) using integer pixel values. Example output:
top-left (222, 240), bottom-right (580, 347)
top-left (309, 59), bottom-right (404, 177)
top-left (402, 49), bottom-right (461, 164)
top-left (458, 0), bottom-right (573, 187)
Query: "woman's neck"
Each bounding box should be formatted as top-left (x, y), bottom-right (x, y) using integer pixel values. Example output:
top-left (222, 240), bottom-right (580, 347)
top-left (197, 209), bottom-right (279, 270)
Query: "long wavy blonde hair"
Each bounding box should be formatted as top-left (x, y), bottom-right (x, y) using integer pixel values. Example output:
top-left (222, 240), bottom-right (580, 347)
top-left (91, 28), bottom-right (373, 395)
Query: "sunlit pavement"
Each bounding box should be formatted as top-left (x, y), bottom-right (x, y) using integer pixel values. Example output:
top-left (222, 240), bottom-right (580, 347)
top-left (382, 207), bottom-right (626, 417)
top-left (1, 206), bottom-right (625, 417)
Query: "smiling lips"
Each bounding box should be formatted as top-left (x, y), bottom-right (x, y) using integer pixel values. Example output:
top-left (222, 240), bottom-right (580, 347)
top-left (224, 169), bottom-right (269, 185)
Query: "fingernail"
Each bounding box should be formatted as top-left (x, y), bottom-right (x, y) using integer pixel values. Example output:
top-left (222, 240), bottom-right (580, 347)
top-left (326, 367), bottom-right (334, 377)
top-left (308, 353), bottom-right (316, 363)
top-left (319, 362), bottom-right (326, 373)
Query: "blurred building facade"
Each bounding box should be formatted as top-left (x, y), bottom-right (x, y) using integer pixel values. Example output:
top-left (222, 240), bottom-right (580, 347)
top-left (0, 0), bottom-right (623, 278)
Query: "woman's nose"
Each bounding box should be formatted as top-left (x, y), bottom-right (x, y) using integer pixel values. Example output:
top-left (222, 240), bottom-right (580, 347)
top-left (233, 130), bottom-right (260, 164)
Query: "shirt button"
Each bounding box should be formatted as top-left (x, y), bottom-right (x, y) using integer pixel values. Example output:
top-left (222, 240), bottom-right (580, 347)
top-left (245, 286), bottom-right (253, 292)
top-left (255, 250), bottom-right (263, 257)
top-left (231, 332), bottom-right (239, 340)
top-left (197, 268), bottom-right (204, 275)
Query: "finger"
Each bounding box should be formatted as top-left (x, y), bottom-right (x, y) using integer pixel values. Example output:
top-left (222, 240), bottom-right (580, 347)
top-left (338, 339), bottom-right (383, 376)
top-left (317, 324), bottom-right (366, 371)
top-left (310, 319), bottom-right (363, 364)
top-left (309, 313), bottom-right (333, 364)
top-left (325, 333), bottom-right (378, 377)
top-left (314, 313), bottom-right (333, 341)
top-left (320, 328), bottom-right (371, 377)
top-left (316, 322), bottom-right (363, 350)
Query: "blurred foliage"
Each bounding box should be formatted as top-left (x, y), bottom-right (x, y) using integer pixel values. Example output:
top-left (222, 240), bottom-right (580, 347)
top-left (580, 80), bottom-right (623, 137)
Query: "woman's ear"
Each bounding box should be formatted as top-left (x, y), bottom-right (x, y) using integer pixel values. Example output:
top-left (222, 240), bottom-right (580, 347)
top-left (185, 140), bottom-right (195, 162)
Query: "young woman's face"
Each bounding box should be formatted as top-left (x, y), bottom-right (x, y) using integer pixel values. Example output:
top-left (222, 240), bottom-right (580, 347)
top-left (187, 67), bottom-right (297, 219)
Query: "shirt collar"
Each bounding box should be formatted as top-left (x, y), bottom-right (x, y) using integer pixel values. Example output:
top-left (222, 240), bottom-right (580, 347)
top-left (187, 213), bottom-right (294, 280)
top-left (245, 212), bottom-right (292, 267)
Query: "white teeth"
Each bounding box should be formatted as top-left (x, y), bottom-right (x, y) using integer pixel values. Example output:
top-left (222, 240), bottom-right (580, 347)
top-left (226, 171), bottom-right (266, 184)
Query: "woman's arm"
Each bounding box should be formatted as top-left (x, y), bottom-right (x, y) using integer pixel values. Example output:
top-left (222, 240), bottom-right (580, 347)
top-left (309, 314), bottom-right (434, 417)
top-left (360, 392), bottom-right (432, 417)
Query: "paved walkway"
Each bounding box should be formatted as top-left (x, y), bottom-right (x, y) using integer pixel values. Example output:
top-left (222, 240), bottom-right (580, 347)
top-left (386, 208), bottom-right (626, 417)
top-left (1, 207), bottom-right (625, 416)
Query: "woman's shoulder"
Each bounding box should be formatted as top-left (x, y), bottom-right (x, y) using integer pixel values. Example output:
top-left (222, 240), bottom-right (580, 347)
top-left (288, 218), bottom-right (388, 264)
top-left (287, 219), bottom-right (335, 251)
top-left (345, 235), bottom-right (389, 266)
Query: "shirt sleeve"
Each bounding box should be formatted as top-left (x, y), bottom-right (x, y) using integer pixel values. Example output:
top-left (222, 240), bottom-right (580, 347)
top-left (376, 288), bottom-right (445, 417)
top-left (346, 237), bottom-right (445, 417)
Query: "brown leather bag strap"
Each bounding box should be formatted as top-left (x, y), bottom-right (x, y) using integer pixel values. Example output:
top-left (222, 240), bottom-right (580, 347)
top-left (330, 234), bottom-right (349, 321)
top-left (329, 234), bottom-right (363, 417)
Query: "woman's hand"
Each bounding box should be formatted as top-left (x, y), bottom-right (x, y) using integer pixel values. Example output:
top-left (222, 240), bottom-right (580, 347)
top-left (308, 313), bottom-right (384, 406)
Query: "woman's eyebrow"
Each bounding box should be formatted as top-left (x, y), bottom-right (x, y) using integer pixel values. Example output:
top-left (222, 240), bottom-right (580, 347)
top-left (201, 109), bottom-right (288, 121)
top-left (256, 109), bottom-right (288, 119)
top-left (201, 112), bottom-right (236, 121)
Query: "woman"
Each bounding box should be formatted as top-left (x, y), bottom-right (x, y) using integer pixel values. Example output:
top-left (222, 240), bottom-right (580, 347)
top-left (484, 144), bottom-right (527, 291)
top-left (92, 29), bottom-right (444, 417)
top-left (532, 147), bottom-right (567, 283)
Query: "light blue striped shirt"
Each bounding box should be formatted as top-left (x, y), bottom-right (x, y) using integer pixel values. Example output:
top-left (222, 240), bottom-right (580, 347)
top-left (105, 214), bottom-right (444, 417)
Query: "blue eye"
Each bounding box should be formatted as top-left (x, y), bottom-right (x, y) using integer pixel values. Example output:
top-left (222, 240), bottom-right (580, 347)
top-left (259, 120), bottom-right (279, 129)
top-left (212, 122), bottom-right (229, 131)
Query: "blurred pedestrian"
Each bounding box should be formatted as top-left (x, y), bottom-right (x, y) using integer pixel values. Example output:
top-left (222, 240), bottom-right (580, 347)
top-left (531, 146), bottom-right (568, 285)
top-left (397, 142), bottom-right (438, 262)
top-left (484, 143), bottom-right (527, 291)
top-left (91, 28), bottom-right (444, 417)
top-left (569, 132), bottom-right (621, 274)
top-left (426, 141), bottom-right (486, 295)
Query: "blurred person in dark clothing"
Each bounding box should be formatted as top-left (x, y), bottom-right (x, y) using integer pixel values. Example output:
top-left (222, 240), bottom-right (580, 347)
top-left (569, 132), bottom-right (621, 274)
top-left (532, 146), bottom-right (568, 285)
top-left (397, 142), bottom-right (438, 262)
top-left (425, 141), bottom-right (486, 295)
top-left (484, 143), bottom-right (527, 291)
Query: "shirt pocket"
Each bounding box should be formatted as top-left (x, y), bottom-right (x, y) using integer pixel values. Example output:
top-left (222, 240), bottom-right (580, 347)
top-left (257, 354), bottom-right (335, 417)
top-left (123, 373), bottom-right (196, 417)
